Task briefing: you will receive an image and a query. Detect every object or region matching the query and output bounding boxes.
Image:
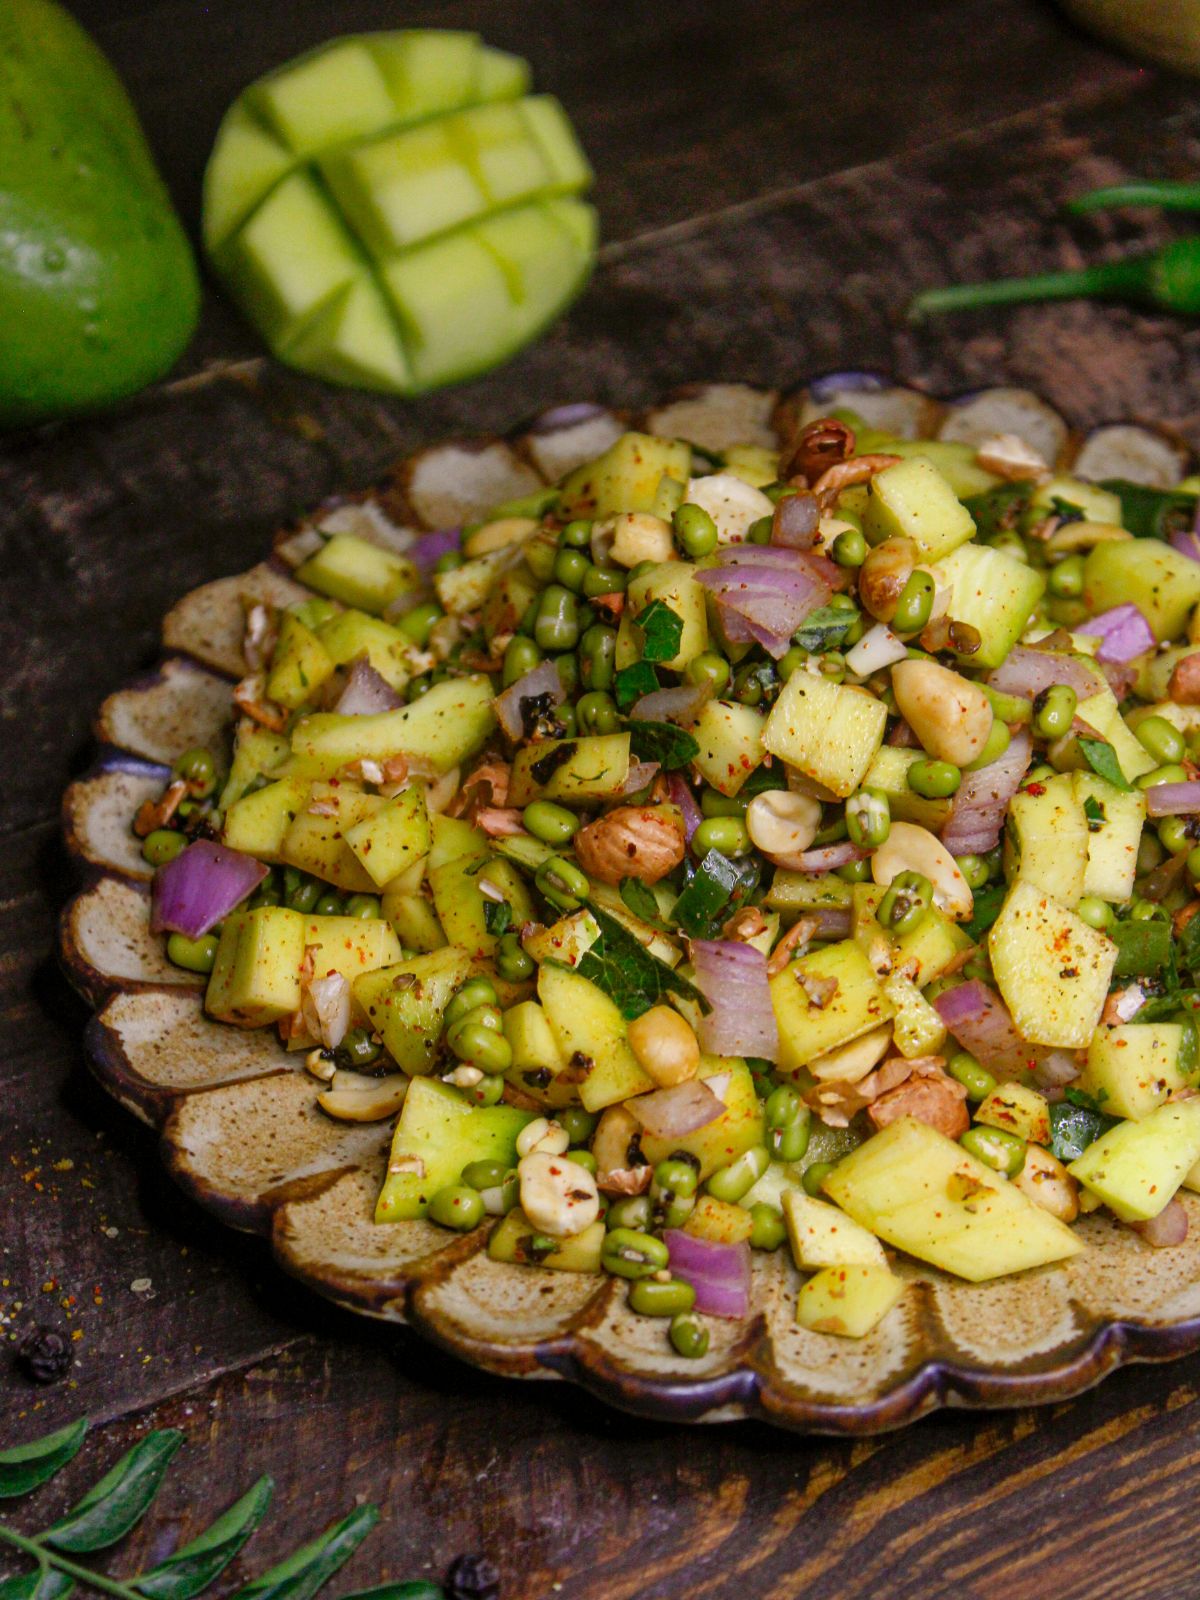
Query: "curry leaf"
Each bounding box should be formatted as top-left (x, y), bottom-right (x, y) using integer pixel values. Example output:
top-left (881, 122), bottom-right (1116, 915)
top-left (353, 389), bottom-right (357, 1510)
top-left (133, 1477), bottom-right (275, 1600)
top-left (792, 605), bottom-right (856, 654)
top-left (963, 480), bottom-right (1035, 539)
top-left (0, 1573), bottom-right (74, 1600)
top-left (228, 1505), bottom-right (380, 1600)
top-left (338, 1589), bottom-right (443, 1600)
top-left (1078, 738), bottom-right (1131, 792)
top-left (619, 877), bottom-right (661, 923)
top-left (482, 900), bottom-right (512, 937)
top-left (0, 1420), bottom-right (88, 1500)
top-left (613, 662), bottom-right (659, 711)
top-left (625, 719), bottom-right (699, 771)
top-left (577, 907), bottom-right (707, 1020)
top-left (1177, 910), bottom-right (1200, 980)
top-left (634, 600), bottom-right (684, 663)
top-left (44, 1432), bottom-right (184, 1554)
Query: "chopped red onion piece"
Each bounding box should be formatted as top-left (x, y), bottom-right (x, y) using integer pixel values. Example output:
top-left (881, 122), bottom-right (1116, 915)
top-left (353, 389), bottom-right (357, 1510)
top-left (1086, 604), bottom-right (1155, 664)
top-left (627, 1080), bottom-right (726, 1139)
top-left (492, 660), bottom-right (565, 741)
top-left (335, 657), bottom-right (403, 715)
top-left (1033, 1050), bottom-right (1080, 1090)
top-left (1132, 1199), bottom-right (1188, 1247)
top-left (771, 491), bottom-right (820, 549)
top-left (528, 401), bottom-right (609, 433)
top-left (691, 939), bottom-right (780, 1062)
top-left (1170, 524), bottom-right (1200, 565)
top-left (987, 645), bottom-right (1098, 701)
top-left (409, 527), bottom-right (461, 571)
top-left (620, 760), bottom-right (660, 795)
top-left (787, 841), bottom-right (868, 874)
top-left (631, 683), bottom-right (712, 725)
top-left (668, 774), bottom-right (703, 843)
top-left (695, 551), bottom-right (831, 659)
top-left (933, 980), bottom-right (1043, 1077)
top-left (151, 841), bottom-right (268, 939)
top-left (664, 1229), bottom-right (751, 1319)
top-left (302, 972), bottom-right (351, 1051)
top-left (845, 623), bottom-right (907, 677)
top-left (940, 729), bottom-right (1031, 857)
top-left (1145, 781), bottom-right (1200, 817)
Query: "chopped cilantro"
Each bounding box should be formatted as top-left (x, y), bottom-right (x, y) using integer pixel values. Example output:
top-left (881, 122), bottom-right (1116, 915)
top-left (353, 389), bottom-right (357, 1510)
top-left (1082, 794), bottom-right (1106, 831)
top-left (614, 661), bottom-right (659, 711)
top-left (576, 906), bottom-right (707, 1020)
top-left (626, 718), bottom-right (700, 771)
top-left (619, 877), bottom-right (661, 922)
top-left (1078, 738), bottom-right (1131, 791)
top-left (634, 600), bottom-right (685, 663)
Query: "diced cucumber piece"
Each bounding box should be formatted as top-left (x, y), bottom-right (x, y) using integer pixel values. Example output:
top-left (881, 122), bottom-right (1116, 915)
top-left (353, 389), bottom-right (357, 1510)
top-left (770, 940), bottom-right (895, 1072)
top-left (933, 541), bottom-right (1045, 670)
top-left (292, 677), bottom-right (497, 774)
top-left (520, 96), bottom-right (594, 192)
top-left (286, 277), bottom-right (411, 393)
top-left (206, 907), bottom-right (306, 1028)
top-left (266, 613), bottom-right (335, 710)
top-left (452, 101), bottom-right (553, 206)
top-left (252, 40), bottom-right (399, 154)
top-left (1083, 538), bottom-right (1200, 641)
top-left (1031, 475), bottom-right (1122, 526)
top-left (355, 948), bottom-right (472, 1077)
top-left (381, 226), bottom-right (515, 389)
top-left (560, 431), bottom-right (693, 519)
top-left (477, 46), bottom-right (532, 101)
top-left (1073, 773), bottom-right (1145, 904)
top-left (376, 1075), bottom-right (532, 1221)
top-left (372, 30), bottom-right (482, 121)
top-left (1007, 771), bottom-right (1087, 908)
top-left (202, 103), bottom-right (292, 252)
top-left (217, 171), bottom-right (363, 348)
top-left (797, 1265), bottom-right (905, 1338)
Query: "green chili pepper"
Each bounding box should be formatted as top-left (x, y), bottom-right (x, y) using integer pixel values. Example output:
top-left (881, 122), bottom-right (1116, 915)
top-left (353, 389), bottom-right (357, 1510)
top-left (910, 238), bottom-right (1200, 320)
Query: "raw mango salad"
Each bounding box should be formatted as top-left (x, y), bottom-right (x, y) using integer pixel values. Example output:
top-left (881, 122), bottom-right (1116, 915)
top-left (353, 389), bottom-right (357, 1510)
top-left (135, 409), bottom-right (1200, 1351)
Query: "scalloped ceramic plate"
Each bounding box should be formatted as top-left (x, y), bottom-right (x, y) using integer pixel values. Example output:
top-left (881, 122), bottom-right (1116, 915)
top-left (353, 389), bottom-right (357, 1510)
top-left (60, 378), bottom-right (1200, 1434)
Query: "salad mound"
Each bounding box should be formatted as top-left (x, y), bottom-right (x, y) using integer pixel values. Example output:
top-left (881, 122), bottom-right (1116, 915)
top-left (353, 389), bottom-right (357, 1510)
top-left (133, 408), bottom-right (1200, 1352)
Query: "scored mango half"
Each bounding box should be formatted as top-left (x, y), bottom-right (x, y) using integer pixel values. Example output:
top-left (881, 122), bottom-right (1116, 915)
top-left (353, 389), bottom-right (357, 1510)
top-left (203, 30), bottom-right (596, 394)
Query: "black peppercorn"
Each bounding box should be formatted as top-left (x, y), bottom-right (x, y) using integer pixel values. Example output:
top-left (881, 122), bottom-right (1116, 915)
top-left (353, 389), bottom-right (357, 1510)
top-left (444, 1554), bottom-right (500, 1600)
top-left (18, 1325), bottom-right (72, 1383)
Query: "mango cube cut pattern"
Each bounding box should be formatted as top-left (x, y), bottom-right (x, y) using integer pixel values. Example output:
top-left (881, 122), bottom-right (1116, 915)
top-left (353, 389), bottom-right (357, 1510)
top-left (203, 31), bottom-right (596, 393)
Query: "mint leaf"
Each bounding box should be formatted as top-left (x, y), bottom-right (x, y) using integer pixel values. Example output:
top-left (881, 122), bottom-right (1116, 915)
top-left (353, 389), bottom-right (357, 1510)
top-left (1078, 738), bottom-right (1131, 791)
top-left (614, 661), bottom-right (659, 711)
top-left (669, 849), bottom-right (761, 938)
top-left (635, 600), bottom-right (684, 663)
top-left (619, 877), bottom-right (661, 922)
top-left (1099, 479), bottom-right (1198, 540)
top-left (626, 718), bottom-right (700, 771)
top-left (792, 605), bottom-right (857, 654)
top-left (576, 907), bottom-right (706, 1019)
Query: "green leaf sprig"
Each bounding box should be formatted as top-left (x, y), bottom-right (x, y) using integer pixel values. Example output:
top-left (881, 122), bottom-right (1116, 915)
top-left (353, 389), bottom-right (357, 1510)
top-left (0, 1421), bottom-right (443, 1600)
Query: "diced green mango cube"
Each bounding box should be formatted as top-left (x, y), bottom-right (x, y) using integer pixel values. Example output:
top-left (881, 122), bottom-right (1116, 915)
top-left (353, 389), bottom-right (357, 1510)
top-left (202, 102), bottom-right (292, 252)
top-left (476, 45), bottom-right (531, 101)
top-left (291, 676), bottom-right (496, 775)
top-left (295, 533), bottom-right (418, 615)
top-left (286, 277), bottom-right (411, 393)
top-left (932, 541), bottom-right (1045, 669)
top-left (762, 672), bottom-right (886, 799)
top-left (770, 939), bottom-right (895, 1072)
top-left (206, 907), bottom-right (306, 1027)
top-left (488, 1208), bottom-right (604, 1270)
top-left (453, 101), bottom-right (552, 205)
top-left (863, 455), bottom-right (976, 560)
top-left (537, 964), bottom-right (654, 1112)
top-left (280, 782), bottom-right (383, 892)
top-left (559, 432), bottom-right (693, 520)
top-left (253, 40), bottom-right (398, 153)
top-left (782, 1191), bottom-right (887, 1270)
top-left (1081, 1022), bottom-right (1189, 1120)
top-left (222, 775), bottom-right (311, 863)
top-left (300, 914), bottom-right (404, 985)
top-left (989, 879), bottom-right (1117, 1049)
top-left (520, 95), bottom-right (593, 192)
top-left (508, 733), bottom-right (631, 806)
top-left (376, 1074), bottom-right (532, 1221)
top-left (1084, 538), bottom-right (1200, 642)
top-left (354, 946), bottom-right (472, 1075)
top-left (691, 699), bottom-right (766, 797)
top-left (1068, 1098), bottom-right (1200, 1221)
top-left (638, 1058), bottom-right (764, 1178)
top-left (382, 225), bottom-right (515, 389)
top-left (317, 609), bottom-right (411, 691)
top-left (266, 613), bottom-right (335, 710)
top-left (372, 30), bottom-right (482, 120)
top-left (345, 784), bottom-right (431, 889)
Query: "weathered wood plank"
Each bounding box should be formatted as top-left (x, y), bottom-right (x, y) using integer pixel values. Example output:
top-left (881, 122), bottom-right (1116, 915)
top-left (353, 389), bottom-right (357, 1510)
top-left (79, 0), bottom-right (1135, 248)
top-left (7, 1337), bottom-right (1200, 1600)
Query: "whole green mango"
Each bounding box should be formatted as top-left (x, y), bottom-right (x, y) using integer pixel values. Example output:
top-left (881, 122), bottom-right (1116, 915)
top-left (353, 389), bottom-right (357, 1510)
top-left (0, 0), bottom-right (200, 426)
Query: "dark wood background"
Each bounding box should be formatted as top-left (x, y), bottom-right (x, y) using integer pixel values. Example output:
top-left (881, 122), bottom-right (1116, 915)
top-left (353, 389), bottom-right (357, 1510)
top-left (8, 3), bottom-right (1200, 1596)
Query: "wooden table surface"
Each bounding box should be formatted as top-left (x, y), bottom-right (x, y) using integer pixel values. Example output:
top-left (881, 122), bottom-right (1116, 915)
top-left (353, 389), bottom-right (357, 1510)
top-left (8, 2), bottom-right (1200, 1595)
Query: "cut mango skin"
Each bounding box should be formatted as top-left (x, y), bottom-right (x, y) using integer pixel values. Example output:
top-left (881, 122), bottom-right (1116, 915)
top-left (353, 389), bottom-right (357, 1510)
top-left (203, 31), bottom-right (595, 394)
